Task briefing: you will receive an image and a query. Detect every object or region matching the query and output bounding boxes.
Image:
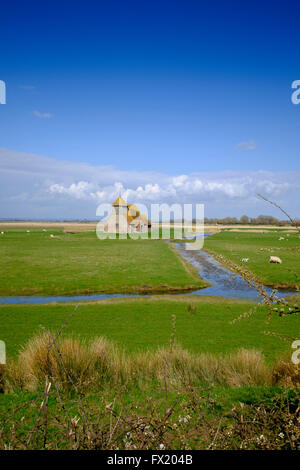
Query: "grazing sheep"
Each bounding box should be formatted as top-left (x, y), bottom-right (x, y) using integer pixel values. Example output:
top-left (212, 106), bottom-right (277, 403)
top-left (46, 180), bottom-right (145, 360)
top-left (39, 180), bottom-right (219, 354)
top-left (50, 234), bottom-right (55, 238)
top-left (26, 230), bottom-right (30, 233)
top-left (1, 231), bottom-right (4, 235)
top-left (279, 237), bottom-right (284, 240)
top-left (241, 258), bottom-right (249, 262)
top-left (269, 256), bottom-right (282, 264)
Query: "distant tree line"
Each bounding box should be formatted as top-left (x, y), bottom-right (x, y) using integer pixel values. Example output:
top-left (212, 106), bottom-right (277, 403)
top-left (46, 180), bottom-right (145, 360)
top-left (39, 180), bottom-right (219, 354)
top-left (200, 214), bottom-right (300, 226)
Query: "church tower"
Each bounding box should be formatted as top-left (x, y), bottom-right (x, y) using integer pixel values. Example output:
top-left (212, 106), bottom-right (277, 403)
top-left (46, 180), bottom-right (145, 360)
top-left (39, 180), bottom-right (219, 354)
top-left (112, 196), bottom-right (128, 232)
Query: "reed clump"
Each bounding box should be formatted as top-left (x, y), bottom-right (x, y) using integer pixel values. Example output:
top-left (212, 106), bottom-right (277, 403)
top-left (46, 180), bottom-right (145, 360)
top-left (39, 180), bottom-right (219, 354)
top-left (2, 332), bottom-right (280, 393)
top-left (4, 332), bottom-right (119, 393)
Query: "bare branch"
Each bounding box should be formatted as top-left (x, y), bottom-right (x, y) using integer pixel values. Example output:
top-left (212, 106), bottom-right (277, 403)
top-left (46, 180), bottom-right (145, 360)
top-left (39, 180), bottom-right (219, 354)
top-left (257, 193), bottom-right (300, 233)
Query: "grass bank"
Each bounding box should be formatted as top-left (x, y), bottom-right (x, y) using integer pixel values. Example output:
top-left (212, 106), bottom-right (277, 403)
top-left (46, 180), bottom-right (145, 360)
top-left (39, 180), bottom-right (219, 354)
top-left (203, 230), bottom-right (300, 289)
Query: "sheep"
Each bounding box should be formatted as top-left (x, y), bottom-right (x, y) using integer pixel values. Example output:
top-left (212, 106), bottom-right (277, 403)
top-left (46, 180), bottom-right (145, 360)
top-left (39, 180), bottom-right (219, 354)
top-left (1, 231), bottom-right (4, 235)
top-left (241, 258), bottom-right (249, 262)
top-left (50, 234), bottom-right (55, 238)
top-left (26, 230), bottom-right (30, 233)
top-left (269, 256), bottom-right (282, 264)
top-left (279, 237), bottom-right (284, 240)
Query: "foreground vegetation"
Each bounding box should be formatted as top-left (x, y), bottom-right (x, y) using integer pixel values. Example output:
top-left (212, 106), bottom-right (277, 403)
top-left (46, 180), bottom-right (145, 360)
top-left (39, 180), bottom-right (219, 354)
top-left (0, 331), bottom-right (299, 450)
top-left (0, 232), bottom-right (207, 296)
top-left (1, 385), bottom-right (299, 450)
top-left (204, 230), bottom-right (300, 289)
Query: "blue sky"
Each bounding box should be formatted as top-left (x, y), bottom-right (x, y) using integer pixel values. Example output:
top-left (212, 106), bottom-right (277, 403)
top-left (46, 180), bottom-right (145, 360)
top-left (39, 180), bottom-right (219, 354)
top-left (0, 1), bottom-right (300, 219)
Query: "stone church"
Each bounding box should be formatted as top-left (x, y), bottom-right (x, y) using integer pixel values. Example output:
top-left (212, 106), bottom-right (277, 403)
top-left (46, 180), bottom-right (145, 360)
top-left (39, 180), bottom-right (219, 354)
top-left (104, 197), bottom-right (151, 233)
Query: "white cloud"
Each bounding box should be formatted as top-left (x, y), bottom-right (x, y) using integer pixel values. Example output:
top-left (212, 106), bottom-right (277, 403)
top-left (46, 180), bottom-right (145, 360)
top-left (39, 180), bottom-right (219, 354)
top-left (49, 181), bottom-right (96, 200)
top-left (0, 147), bottom-right (299, 219)
top-left (173, 175), bottom-right (188, 187)
top-left (235, 140), bottom-right (258, 151)
top-left (33, 110), bottom-right (53, 119)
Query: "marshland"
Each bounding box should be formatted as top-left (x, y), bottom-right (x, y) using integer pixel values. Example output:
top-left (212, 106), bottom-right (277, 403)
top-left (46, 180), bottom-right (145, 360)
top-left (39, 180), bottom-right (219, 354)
top-left (0, 224), bottom-right (299, 449)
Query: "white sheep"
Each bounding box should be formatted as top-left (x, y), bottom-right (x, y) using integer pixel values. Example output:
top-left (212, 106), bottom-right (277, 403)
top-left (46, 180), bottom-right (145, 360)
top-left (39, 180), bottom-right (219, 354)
top-left (1, 231), bottom-right (4, 235)
top-left (26, 230), bottom-right (30, 233)
top-left (279, 237), bottom-right (284, 240)
top-left (50, 234), bottom-right (55, 238)
top-left (269, 256), bottom-right (282, 264)
top-left (241, 258), bottom-right (249, 262)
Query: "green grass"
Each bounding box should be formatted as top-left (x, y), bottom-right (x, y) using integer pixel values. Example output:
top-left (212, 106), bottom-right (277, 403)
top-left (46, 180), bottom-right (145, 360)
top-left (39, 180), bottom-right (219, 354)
top-left (1, 296), bottom-right (299, 362)
top-left (0, 232), bottom-right (207, 296)
top-left (1, 229), bottom-right (299, 450)
top-left (204, 230), bottom-right (300, 288)
top-left (0, 383), bottom-right (285, 415)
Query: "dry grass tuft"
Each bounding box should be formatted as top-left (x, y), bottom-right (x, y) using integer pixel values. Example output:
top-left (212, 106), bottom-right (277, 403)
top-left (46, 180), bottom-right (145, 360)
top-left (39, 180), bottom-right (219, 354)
top-left (2, 333), bottom-right (277, 393)
top-left (272, 359), bottom-right (300, 388)
top-left (222, 349), bottom-right (271, 387)
top-left (4, 332), bottom-right (122, 392)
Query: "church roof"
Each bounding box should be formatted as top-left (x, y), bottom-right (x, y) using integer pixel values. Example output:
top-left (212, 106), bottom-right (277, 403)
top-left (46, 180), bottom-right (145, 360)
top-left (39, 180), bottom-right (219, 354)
top-left (110, 197), bottom-right (151, 225)
top-left (128, 204), bottom-right (140, 217)
top-left (112, 196), bottom-right (128, 207)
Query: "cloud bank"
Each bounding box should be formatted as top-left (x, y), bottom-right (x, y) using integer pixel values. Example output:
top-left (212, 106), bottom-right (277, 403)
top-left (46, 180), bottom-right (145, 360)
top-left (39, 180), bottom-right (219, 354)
top-left (0, 147), bottom-right (299, 220)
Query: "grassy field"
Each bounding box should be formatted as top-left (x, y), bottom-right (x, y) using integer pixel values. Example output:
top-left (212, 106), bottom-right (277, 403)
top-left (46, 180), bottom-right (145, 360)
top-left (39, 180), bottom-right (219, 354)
top-left (1, 296), bottom-right (299, 362)
top-left (0, 231), bottom-right (207, 295)
top-left (204, 230), bottom-right (300, 288)
top-left (1, 228), bottom-right (299, 450)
